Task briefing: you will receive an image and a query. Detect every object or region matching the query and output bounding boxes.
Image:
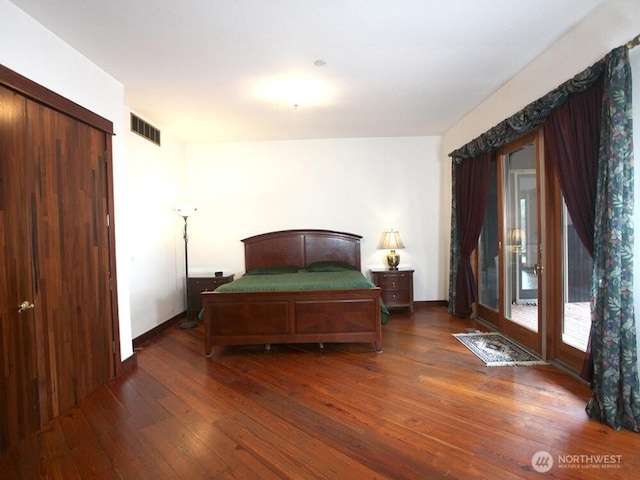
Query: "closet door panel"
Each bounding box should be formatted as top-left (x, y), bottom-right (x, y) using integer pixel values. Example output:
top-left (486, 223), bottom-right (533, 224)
top-left (27, 100), bottom-right (113, 420)
top-left (0, 86), bottom-right (40, 451)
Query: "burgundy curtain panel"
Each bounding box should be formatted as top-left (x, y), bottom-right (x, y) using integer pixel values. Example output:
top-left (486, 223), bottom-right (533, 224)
top-left (544, 74), bottom-right (604, 258)
top-left (543, 73), bottom-right (604, 382)
top-left (454, 152), bottom-right (492, 317)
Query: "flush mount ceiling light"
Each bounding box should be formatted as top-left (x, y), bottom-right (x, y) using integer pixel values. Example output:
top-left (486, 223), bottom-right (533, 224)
top-left (252, 71), bottom-right (334, 109)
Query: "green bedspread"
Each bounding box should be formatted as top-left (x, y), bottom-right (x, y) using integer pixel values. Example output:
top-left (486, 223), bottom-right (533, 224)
top-left (212, 270), bottom-right (390, 324)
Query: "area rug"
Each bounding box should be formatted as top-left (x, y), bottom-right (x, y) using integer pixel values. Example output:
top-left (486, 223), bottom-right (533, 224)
top-left (453, 332), bottom-right (547, 366)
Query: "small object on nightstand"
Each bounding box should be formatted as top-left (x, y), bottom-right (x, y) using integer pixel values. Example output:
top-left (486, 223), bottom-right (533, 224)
top-left (371, 268), bottom-right (414, 312)
top-left (377, 229), bottom-right (405, 270)
top-left (188, 274), bottom-right (234, 317)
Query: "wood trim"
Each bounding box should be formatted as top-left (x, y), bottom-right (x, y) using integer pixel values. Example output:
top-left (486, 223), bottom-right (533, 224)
top-left (0, 63), bottom-right (113, 134)
top-left (132, 312), bottom-right (184, 349)
top-left (414, 300), bottom-right (447, 308)
top-left (119, 352), bottom-right (137, 373)
top-left (103, 135), bottom-right (122, 379)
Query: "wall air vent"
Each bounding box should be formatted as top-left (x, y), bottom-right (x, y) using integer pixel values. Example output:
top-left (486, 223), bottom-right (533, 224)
top-left (130, 113), bottom-right (161, 146)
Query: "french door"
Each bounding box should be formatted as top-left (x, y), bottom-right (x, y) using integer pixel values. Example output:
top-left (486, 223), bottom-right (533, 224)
top-left (476, 130), bottom-right (591, 369)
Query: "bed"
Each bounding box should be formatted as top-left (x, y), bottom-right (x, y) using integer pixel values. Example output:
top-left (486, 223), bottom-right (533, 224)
top-left (201, 229), bottom-right (385, 355)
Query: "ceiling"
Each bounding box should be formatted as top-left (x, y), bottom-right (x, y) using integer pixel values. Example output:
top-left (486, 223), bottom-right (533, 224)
top-left (10, 0), bottom-right (605, 143)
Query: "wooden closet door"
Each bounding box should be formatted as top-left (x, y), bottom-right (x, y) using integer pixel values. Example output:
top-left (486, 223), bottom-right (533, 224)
top-left (1, 65), bottom-right (118, 454)
top-left (26, 99), bottom-right (114, 421)
top-left (0, 86), bottom-right (40, 451)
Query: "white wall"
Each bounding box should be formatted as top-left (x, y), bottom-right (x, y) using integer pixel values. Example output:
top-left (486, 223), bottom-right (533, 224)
top-left (441, 0), bottom-right (640, 298)
top-left (0, 0), bottom-right (133, 359)
top-left (124, 112), bottom-right (190, 338)
top-left (184, 136), bottom-right (444, 302)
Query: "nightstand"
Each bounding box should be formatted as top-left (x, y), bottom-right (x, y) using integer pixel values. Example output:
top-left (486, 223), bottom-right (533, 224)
top-left (188, 274), bottom-right (234, 317)
top-left (371, 268), bottom-right (414, 312)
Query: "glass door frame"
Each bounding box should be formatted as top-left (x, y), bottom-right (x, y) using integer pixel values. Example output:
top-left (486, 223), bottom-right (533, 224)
top-left (544, 158), bottom-right (588, 371)
top-left (475, 131), bottom-right (544, 355)
top-left (475, 128), bottom-right (591, 371)
top-left (498, 131), bottom-right (543, 354)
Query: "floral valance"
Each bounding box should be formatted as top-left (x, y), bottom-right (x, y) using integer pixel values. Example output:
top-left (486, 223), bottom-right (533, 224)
top-left (449, 58), bottom-right (606, 163)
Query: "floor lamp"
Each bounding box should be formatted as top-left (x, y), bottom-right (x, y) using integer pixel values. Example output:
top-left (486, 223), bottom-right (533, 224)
top-left (176, 206), bottom-right (197, 329)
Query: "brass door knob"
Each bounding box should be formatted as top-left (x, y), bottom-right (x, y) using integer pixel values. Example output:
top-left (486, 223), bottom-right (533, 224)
top-left (18, 301), bottom-right (35, 313)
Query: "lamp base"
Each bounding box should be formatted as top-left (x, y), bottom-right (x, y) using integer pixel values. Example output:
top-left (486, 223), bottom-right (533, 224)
top-left (386, 250), bottom-right (400, 270)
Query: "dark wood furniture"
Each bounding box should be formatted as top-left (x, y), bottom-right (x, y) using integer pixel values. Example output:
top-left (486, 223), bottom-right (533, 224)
top-left (188, 274), bottom-right (234, 318)
top-left (202, 229), bottom-right (382, 355)
top-left (371, 268), bottom-right (414, 312)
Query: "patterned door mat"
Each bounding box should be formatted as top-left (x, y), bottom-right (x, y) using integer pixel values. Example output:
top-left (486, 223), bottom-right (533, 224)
top-left (453, 332), bottom-right (547, 366)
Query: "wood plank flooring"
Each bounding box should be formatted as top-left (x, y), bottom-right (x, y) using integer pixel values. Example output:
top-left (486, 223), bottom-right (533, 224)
top-left (2, 305), bottom-right (639, 479)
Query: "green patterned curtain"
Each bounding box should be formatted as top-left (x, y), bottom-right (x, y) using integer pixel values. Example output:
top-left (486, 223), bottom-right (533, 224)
top-left (585, 46), bottom-right (640, 431)
top-left (448, 163), bottom-right (459, 313)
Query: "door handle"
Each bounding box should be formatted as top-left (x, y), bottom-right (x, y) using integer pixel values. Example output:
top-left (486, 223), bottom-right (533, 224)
top-left (534, 264), bottom-right (543, 276)
top-left (18, 301), bottom-right (35, 313)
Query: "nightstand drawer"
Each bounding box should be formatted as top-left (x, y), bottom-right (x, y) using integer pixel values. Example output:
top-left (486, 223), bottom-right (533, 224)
top-left (381, 289), bottom-right (411, 305)
top-left (190, 277), bottom-right (230, 293)
top-left (375, 273), bottom-right (412, 291)
top-left (370, 269), bottom-right (414, 312)
top-left (188, 275), bottom-right (234, 313)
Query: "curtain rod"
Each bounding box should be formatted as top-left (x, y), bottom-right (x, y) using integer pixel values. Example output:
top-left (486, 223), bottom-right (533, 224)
top-left (626, 33), bottom-right (640, 50)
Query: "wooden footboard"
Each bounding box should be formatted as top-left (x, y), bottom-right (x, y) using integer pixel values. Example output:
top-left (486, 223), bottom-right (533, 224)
top-left (202, 288), bottom-right (382, 355)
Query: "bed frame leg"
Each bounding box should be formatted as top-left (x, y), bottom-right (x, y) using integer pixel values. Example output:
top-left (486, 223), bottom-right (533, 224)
top-left (265, 344), bottom-right (271, 350)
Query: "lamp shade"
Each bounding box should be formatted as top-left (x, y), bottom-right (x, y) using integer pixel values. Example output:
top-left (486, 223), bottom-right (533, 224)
top-left (506, 228), bottom-right (525, 248)
top-left (377, 230), bottom-right (405, 250)
top-left (175, 205), bottom-right (197, 217)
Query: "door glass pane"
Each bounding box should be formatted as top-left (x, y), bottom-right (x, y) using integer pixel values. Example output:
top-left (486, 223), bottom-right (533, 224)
top-left (503, 144), bottom-right (538, 332)
top-left (478, 160), bottom-right (498, 310)
top-left (562, 201), bottom-right (592, 351)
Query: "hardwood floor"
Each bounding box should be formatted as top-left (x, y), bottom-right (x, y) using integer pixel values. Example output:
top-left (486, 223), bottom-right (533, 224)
top-left (2, 305), bottom-right (639, 479)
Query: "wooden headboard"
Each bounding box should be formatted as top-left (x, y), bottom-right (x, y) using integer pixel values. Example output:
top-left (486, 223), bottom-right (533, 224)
top-left (242, 229), bottom-right (362, 271)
